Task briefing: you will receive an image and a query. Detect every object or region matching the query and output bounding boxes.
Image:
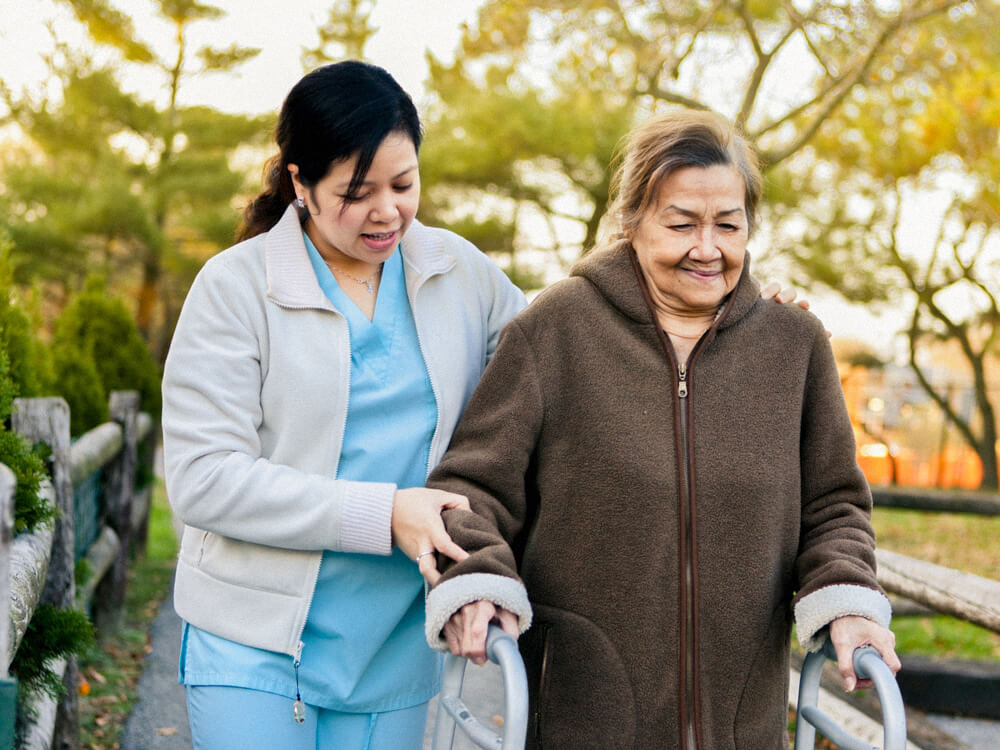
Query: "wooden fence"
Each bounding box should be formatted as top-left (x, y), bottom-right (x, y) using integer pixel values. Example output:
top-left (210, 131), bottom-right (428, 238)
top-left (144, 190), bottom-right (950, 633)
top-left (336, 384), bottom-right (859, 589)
top-left (0, 392), bottom-right (154, 750)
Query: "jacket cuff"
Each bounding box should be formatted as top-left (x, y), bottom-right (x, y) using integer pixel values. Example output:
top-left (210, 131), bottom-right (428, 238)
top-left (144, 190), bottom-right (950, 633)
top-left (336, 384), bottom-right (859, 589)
top-left (425, 573), bottom-right (533, 651)
top-left (338, 481), bottom-right (396, 555)
top-left (795, 584), bottom-right (892, 651)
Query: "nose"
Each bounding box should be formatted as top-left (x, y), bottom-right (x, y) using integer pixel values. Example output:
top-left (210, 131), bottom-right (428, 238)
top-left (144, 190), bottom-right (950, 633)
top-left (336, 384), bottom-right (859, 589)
top-left (369, 189), bottom-right (399, 222)
top-left (689, 224), bottom-right (722, 260)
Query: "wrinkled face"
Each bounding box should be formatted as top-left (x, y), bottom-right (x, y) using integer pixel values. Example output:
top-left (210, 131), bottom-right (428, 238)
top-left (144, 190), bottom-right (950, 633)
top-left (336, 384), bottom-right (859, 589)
top-left (289, 131), bottom-right (420, 266)
top-left (630, 164), bottom-right (748, 316)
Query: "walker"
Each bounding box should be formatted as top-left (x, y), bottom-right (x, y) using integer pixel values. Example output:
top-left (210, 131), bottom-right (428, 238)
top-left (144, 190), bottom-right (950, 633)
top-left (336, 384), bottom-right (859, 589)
top-left (432, 628), bottom-right (906, 750)
top-left (794, 638), bottom-right (907, 750)
top-left (431, 626), bottom-right (528, 750)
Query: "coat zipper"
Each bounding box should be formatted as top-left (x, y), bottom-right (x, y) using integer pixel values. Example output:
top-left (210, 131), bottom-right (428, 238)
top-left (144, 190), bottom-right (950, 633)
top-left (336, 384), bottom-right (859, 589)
top-left (292, 640), bottom-right (306, 723)
top-left (677, 361), bottom-right (698, 749)
top-left (284, 307), bottom-right (350, 723)
top-left (534, 624), bottom-right (552, 747)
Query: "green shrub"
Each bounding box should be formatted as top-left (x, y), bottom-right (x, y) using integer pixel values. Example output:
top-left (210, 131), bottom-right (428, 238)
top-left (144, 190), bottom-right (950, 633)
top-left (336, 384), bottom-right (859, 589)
top-left (50, 276), bottom-right (161, 435)
top-left (11, 603), bottom-right (95, 741)
top-left (0, 349), bottom-right (56, 534)
top-left (50, 345), bottom-right (108, 438)
top-left (0, 235), bottom-right (50, 398)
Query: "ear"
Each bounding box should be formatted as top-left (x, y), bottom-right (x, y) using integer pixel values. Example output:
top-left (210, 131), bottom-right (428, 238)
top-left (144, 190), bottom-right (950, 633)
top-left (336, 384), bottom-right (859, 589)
top-left (287, 163), bottom-right (302, 191)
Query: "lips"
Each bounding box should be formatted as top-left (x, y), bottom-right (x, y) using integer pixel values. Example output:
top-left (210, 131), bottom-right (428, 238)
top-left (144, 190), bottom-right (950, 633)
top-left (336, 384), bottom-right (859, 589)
top-left (682, 265), bottom-right (723, 277)
top-left (361, 229), bottom-right (399, 250)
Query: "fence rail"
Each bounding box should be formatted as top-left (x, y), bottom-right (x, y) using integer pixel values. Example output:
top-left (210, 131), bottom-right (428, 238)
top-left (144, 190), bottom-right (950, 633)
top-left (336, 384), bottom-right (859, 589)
top-left (872, 485), bottom-right (1000, 516)
top-left (0, 392), bottom-right (154, 750)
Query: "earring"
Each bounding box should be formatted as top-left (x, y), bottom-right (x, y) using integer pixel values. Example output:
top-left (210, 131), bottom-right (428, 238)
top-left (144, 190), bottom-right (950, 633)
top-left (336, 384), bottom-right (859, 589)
top-left (295, 195), bottom-right (305, 208)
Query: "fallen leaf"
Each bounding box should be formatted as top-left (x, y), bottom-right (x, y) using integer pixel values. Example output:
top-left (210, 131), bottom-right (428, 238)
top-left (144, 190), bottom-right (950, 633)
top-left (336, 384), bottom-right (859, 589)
top-left (155, 727), bottom-right (178, 736)
top-left (87, 668), bottom-right (108, 684)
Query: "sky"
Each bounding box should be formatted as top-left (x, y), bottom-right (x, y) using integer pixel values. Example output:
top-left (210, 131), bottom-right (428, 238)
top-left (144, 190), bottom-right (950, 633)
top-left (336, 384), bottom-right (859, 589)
top-left (0, 0), bottom-right (920, 355)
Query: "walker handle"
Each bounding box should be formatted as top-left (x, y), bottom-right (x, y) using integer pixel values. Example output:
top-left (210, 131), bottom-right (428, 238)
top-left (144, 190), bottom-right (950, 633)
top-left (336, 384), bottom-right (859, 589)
top-left (794, 640), bottom-right (907, 750)
top-left (431, 625), bottom-right (529, 750)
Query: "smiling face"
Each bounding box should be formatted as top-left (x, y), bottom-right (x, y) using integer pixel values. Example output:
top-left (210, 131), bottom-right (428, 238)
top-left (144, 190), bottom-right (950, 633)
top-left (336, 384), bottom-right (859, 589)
top-left (288, 131), bottom-right (420, 271)
top-left (630, 164), bottom-right (748, 321)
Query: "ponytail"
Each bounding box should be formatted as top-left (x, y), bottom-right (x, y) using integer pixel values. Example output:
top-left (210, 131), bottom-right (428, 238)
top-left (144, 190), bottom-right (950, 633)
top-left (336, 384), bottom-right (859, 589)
top-left (236, 155), bottom-right (299, 242)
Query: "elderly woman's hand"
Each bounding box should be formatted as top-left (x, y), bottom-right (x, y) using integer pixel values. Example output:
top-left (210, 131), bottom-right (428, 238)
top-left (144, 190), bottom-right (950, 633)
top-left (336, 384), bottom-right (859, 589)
top-left (392, 488), bottom-right (471, 584)
top-left (828, 615), bottom-right (901, 691)
top-left (443, 600), bottom-right (519, 666)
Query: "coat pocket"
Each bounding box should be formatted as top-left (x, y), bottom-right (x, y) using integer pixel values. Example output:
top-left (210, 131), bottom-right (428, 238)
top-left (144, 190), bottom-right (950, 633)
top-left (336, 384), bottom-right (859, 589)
top-left (521, 603), bottom-right (636, 749)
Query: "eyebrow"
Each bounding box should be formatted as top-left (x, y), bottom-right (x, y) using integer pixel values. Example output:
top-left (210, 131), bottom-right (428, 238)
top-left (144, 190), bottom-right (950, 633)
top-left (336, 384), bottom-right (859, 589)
top-left (663, 204), bottom-right (744, 219)
top-left (335, 165), bottom-right (418, 191)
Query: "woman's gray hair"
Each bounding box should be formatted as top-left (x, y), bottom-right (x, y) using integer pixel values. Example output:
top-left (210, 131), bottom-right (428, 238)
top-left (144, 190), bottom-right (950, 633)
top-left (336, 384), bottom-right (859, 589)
top-left (604, 110), bottom-right (762, 244)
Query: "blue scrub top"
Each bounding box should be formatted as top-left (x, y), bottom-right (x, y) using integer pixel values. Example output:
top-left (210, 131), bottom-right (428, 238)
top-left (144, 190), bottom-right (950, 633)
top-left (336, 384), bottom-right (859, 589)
top-left (180, 235), bottom-right (441, 713)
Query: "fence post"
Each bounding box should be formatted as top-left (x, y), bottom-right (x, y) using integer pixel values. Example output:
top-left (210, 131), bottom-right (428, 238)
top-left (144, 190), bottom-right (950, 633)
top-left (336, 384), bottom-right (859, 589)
top-left (12, 398), bottom-right (78, 750)
top-left (130, 414), bottom-right (156, 557)
top-left (0, 464), bottom-right (17, 750)
top-left (93, 391), bottom-right (139, 636)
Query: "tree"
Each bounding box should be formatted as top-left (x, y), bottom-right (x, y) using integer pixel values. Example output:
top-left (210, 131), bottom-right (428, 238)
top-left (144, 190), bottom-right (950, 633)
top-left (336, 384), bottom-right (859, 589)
top-left (772, 2), bottom-right (1000, 488)
top-left (301, 0), bottom-right (378, 69)
top-left (419, 0), bottom-right (969, 280)
top-left (0, 0), bottom-right (268, 359)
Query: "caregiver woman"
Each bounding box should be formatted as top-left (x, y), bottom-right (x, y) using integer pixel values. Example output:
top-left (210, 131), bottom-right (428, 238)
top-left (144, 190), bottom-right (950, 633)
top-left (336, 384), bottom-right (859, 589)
top-left (160, 61), bottom-right (527, 749)
top-left (424, 110), bottom-right (900, 749)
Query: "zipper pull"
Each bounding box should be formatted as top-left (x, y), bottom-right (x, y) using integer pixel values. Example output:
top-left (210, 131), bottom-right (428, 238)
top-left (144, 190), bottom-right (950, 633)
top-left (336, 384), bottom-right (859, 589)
top-left (293, 642), bottom-right (306, 724)
top-left (678, 363), bottom-right (688, 398)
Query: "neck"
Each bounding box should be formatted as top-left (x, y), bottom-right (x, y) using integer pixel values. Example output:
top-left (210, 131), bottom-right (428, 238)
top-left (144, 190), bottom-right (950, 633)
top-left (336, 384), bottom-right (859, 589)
top-left (658, 310), bottom-right (716, 338)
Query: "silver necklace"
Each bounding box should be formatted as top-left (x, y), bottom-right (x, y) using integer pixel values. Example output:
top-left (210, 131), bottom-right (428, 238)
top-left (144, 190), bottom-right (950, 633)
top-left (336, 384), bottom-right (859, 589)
top-left (325, 261), bottom-right (381, 294)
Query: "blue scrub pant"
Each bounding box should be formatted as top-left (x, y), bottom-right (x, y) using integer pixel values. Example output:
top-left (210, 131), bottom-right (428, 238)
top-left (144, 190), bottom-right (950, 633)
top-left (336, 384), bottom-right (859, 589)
top-left (186, 685), bottom-right (429, 749)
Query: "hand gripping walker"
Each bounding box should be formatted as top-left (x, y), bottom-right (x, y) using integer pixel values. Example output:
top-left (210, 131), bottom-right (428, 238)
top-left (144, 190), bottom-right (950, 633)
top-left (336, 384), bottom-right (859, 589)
top-left (431, 625), bottom-right (529, 750)
top-left (794, 638), bottom-right (907, 750)
top-left (432, 629), bottom-right (906, 750)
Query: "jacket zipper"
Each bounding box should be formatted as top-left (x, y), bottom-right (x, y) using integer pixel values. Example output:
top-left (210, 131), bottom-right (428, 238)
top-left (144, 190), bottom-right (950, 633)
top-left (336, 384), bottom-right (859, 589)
top-left (292, 640), bottom-right (306, 723)
top-left (284, 308), bottom-right (349, 723)
top-left (677, 361), bottom-right (698, 749)
top-left (534, 624), bottom-right (552, 747)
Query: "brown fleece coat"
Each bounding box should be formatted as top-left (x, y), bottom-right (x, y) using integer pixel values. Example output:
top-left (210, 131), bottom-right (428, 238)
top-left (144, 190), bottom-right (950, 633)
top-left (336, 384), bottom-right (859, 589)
top-left (428, 244), bottom-right (882, 749)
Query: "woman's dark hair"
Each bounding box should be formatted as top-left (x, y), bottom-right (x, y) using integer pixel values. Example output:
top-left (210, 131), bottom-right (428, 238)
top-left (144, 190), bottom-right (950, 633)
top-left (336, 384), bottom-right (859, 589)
top-left (238, 60), bottom-right (422, 240)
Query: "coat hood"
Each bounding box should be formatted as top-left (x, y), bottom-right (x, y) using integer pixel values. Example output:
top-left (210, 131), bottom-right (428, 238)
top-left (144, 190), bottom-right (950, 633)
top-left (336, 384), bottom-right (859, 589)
top-left (569, 240), bottom-right (761, 334)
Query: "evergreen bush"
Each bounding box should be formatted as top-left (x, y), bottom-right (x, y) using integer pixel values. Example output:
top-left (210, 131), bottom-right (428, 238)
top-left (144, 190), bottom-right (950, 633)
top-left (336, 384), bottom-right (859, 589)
top-left (50, 276), bottom-right (161, 435)
top-left (0, 349), bottom-right (55, 534)
top-left (0, 234), bottom-right (50, 398)
top-left (11, 604), bottom-right (94, 742)
top-left (50, 345), bottom-right (108, 438)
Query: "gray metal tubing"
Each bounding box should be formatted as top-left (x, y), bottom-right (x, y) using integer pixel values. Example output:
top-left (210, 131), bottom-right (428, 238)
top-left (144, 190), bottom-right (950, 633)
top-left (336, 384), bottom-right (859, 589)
top-left (431, 625), bottom-right (529, 750)
top-left (794, 642), bottom-right (907, 750)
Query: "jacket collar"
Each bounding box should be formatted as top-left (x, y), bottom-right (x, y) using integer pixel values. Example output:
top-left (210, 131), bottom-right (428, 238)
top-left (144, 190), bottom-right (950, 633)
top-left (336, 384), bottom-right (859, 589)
top-left (265, 204), bottom-right (455, 309)
top-left (570, 240), bottom-right (760, 331)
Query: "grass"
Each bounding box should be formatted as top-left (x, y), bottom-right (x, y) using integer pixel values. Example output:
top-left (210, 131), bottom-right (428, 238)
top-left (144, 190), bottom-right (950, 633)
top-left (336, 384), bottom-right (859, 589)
top-left (77, 480), bottom-right (179, 750)
top-left (871, 506), bottom-right (1000, 662)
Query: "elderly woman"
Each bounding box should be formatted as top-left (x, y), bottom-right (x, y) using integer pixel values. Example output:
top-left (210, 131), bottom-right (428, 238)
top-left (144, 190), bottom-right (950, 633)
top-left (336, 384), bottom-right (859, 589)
top-left (422, 110), bottom-right (900, 749)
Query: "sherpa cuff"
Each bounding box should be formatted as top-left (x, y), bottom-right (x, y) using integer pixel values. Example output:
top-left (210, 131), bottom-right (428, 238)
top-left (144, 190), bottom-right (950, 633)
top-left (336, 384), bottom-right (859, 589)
top-left (794, 584), bottom-right (892, 651)
top-left (424, 573), bottom-right (532, 651)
